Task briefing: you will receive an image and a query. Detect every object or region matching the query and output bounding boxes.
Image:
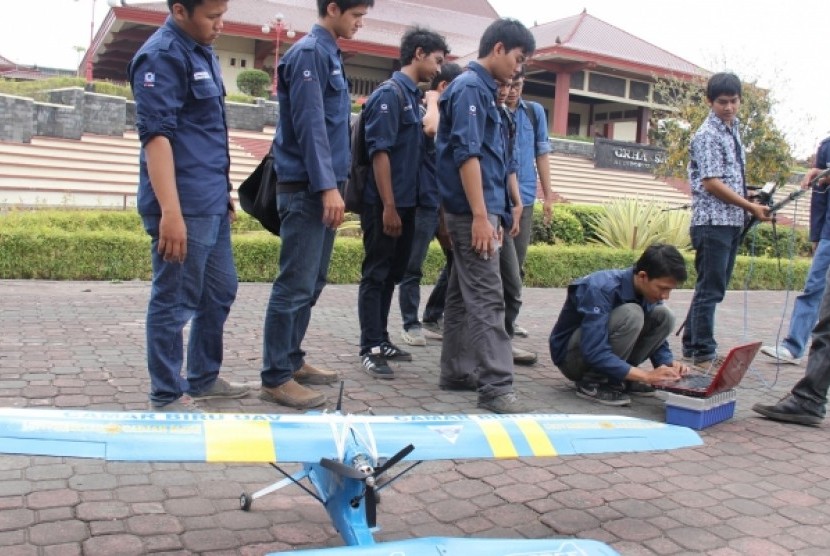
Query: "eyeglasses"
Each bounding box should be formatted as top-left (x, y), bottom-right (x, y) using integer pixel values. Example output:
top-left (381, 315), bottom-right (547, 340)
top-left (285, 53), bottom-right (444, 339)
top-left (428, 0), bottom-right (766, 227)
top-left (509, 82), bottom-right (523, 90)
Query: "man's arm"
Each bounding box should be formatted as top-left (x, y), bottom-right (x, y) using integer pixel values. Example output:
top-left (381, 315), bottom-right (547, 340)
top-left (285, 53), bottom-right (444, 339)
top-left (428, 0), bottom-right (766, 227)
top-left (507, 172), bottom-right (522, 238)
top-left (287, 47), bottom-right (344, 228)
top-left (702, 177), bottom-right (771, 222)
top-left (372, 151), bottom-right (401, 236)
top-left (145, 136), bottom-right (186, 263)
top-left (459, 157), bottom-right (497, 256)
top-left (536, 152), bottom-right (553, 225)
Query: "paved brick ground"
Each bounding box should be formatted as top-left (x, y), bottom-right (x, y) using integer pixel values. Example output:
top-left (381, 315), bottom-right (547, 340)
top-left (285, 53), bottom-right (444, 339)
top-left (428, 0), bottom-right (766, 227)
top-left (1, 280), bottom-right (828, 555)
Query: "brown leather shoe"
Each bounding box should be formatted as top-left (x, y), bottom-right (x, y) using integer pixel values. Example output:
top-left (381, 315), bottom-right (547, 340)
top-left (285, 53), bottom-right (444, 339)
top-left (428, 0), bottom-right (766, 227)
top-left (259, 379), bottom-right (326, 409)
top-left (294, 363), bottom-right (338, 385)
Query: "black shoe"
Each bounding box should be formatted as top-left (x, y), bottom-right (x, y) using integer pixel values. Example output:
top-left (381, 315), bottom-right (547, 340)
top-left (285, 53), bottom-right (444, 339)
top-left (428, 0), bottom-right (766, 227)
top-left (752, 395), bottom-right (823, 426)
top-left (380, 341), bottom-right (413, 361)
top-left (620, 381), bottom-right (656, 397)
top-left (478, 392), bottom-right (531, 414)
top-left (361, 348), bottom-right (395, 379)
top-left (439, 374), bottom-right (478, 391)
top-left (575, 380), bottom-right (631, 406)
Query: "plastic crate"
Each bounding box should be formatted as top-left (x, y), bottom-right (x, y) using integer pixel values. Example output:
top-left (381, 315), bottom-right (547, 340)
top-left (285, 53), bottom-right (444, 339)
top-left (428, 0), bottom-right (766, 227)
top-left (664, 389), bottom-right (737, 430)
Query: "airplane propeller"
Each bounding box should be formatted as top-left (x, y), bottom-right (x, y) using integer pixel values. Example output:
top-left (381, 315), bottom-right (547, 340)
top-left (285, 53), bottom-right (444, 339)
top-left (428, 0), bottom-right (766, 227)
top-left (319, 443), bottom-right (415, 527)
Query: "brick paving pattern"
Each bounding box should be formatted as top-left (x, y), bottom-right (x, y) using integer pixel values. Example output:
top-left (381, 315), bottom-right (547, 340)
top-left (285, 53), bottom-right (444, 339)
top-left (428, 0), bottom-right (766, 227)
top-left (0, 280), bottom-right (828, 555)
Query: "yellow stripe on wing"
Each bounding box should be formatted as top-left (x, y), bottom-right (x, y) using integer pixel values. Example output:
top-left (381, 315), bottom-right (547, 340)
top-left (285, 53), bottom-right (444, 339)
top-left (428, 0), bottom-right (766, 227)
top-left (515, 418), bottom-right (557, 457)
top-left (204, 420), bottom-right (276, 462)
top-left (477, 420), bottom-right (518, 458)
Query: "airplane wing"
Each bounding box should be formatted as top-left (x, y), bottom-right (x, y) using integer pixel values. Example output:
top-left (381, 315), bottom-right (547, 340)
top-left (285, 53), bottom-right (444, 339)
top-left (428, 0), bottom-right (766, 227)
top-left (266, 536), bottom-right (621, 555)
top-left (0, 408), bottom-right (701, 463)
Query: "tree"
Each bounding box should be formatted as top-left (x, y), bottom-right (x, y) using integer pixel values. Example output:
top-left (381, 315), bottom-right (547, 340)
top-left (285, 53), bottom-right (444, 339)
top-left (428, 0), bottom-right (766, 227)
top-left (650, 74), bottom-right (792, 187)
top-left (236, 69), bottom-right (271, 98)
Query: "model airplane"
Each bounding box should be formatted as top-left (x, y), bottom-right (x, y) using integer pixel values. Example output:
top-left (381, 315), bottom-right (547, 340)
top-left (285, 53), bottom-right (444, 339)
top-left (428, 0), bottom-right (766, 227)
top-left (0, 403), bottom-right (702, 556)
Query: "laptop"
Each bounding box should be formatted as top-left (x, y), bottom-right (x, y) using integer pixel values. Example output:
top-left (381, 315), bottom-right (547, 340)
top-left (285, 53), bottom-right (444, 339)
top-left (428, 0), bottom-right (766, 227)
top-left (653, 341), bottom-right (762, 398)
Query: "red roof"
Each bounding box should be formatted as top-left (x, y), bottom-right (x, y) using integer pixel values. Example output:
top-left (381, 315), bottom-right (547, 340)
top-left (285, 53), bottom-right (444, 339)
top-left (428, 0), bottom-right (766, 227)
top-left (531, 11), bottom-right (702, 78)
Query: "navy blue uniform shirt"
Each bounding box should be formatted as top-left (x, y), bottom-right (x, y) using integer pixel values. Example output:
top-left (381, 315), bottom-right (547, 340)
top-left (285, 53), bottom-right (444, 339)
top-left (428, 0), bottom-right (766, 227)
top-left (272, 24), bottom-right (351, 192)
top-left (363, 71), bottom-right (423, 208)
top-left (436, 62), bottom-right (509, 216)
top-left (129, 17), bottom-right (231, 216)
top-left (809, 137), bottom-right (830, 242)
top-left (549, 268), bottom-right (674, 381)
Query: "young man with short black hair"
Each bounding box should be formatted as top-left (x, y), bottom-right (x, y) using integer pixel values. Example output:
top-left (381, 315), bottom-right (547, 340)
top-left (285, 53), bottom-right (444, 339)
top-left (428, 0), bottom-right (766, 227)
top-left (436, 18), bottom-right (536, 414)
top-left (129, 0), bottom-right (248, 411)
top-left (260, 0), bottom-right (374, 408)
top-left (549, 243), bottom-right (689, 406)
top-left (357, 26), bottom-right (450, 378)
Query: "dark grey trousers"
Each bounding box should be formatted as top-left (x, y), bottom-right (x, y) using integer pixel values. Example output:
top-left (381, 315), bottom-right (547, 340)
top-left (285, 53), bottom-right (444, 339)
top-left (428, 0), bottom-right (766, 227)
top-left (791, 273), bottom-right (830, 417)
top-left (558, 303), bottom-right (674, 382)
top-left (440, 213), bottom-right (514, 400)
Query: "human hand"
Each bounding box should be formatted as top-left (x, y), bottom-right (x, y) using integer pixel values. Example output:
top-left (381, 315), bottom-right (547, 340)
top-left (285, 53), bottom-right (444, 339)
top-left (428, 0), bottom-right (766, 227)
top-left (382, 205), bottom-right (402, 237)
top-left (321, 188), bottom-right (345, 229)
top-left (509, 204), bottom-right (522, 237)
top-left (471, 215), bottom-right (496, 259)
top-left (158, 211), bottom-right (187, 263)
top-left (543, 199), bottom-right (554, 226)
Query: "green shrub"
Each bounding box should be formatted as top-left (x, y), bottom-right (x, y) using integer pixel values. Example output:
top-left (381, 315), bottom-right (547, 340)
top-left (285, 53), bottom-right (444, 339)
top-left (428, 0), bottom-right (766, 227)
top-left (236, 69), bottom-right (271, 98)
top-left (0, 210), bottom-right (810, 288)
top-left (740, 223), bottom-right (811, 258)
top-left (226, 93), bottom-right (258, 104)
top-left (557, 204), bottom-right (606, 243)
top-left (0, 77), bottom-right (132, 99)
top-left (531, 203), bottom-right (583, 244)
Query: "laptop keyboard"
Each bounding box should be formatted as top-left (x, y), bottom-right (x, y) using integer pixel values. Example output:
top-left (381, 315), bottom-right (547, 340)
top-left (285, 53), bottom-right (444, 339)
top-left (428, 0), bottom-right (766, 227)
top-left (674, 373), bottom-right (713, 389)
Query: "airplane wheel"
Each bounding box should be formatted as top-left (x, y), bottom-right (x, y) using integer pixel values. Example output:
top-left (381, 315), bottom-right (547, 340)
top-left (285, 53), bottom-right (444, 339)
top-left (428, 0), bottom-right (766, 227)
top-left (240, 493), bottom-right (252, 511)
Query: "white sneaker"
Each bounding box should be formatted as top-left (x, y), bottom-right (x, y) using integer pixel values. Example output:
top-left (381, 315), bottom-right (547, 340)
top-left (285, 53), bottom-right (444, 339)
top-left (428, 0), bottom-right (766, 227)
top-left (514, 324), bottom-right (529, 338)
top-left (401, 327), bottom-right (427, 346)
top-left (760, 344), bottom-right (801, 365)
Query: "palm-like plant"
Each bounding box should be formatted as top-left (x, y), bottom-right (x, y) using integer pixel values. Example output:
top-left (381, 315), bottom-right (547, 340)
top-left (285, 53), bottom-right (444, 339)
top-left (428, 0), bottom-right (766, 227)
top-left (589, 198), bottom-right (691, 250)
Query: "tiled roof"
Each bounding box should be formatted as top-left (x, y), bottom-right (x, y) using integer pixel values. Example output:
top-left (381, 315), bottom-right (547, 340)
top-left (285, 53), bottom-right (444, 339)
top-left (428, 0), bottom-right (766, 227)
top-left (128, 0), bottom-right (497, 59)
top-left (531, 11), bottom-right (703, 76)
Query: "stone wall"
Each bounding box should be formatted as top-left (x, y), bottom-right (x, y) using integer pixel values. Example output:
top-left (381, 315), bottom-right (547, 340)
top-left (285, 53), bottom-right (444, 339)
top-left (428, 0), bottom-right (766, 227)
top-left (0, 94), bottom-right (34, 143)
top-left (84, 92), bottom-right (127, 136)
top-left (35, 102), bottom-right (83, 140)
top-left (549, 137), bottom-right (595, 158)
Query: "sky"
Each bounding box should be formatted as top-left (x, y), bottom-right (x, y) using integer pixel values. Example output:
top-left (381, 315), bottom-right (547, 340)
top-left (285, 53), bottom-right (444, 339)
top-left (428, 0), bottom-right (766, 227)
top-left (0, 0), bottom-right (825, 157)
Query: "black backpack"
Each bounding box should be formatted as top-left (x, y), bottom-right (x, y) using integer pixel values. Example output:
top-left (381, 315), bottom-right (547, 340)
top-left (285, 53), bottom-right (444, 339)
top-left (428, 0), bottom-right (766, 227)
top-left (343, 79), bottom-right (406, 213)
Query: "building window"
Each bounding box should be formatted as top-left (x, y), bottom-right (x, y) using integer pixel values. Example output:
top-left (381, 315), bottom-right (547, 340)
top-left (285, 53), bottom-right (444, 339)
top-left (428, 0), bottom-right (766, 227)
top-left (230, 57), bottom-right (237, 67)
top-left (241, 59), bottom-right (247, 68)
top-left (629, 81), bottom-right (650, 102)
top-left (588, 73), bottom-right (626, 97)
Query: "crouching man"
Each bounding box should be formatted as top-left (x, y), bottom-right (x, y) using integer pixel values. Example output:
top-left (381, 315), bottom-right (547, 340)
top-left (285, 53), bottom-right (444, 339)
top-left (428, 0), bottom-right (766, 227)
top-left (549, 243), bottom-right (689, 406)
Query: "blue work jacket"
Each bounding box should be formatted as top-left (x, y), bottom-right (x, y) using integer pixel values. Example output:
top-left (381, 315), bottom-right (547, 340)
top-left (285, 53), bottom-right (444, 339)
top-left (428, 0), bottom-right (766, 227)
top-left (362, 71), bottom-right (423, 208)
top-left (549, 268), bottom-right (675, 381)
top-left (129, 17), bottom-right (230, 216)
top-left (435, 62), bottom-right (509, 217)
top-left (271, 24), bottom-right (351, 192)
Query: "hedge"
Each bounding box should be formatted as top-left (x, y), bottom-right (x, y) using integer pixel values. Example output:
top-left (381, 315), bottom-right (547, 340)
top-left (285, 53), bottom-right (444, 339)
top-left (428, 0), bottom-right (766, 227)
top-left (0, 226), bottom-right (810, 289)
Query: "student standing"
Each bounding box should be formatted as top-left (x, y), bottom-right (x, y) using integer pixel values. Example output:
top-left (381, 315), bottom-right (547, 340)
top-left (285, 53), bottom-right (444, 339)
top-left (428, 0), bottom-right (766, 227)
top-left (260, 0), bottom-right (374, 408)
top-left (435, 19), bottom-right (536, 414)
top-left (129, 0), bottom-right (248, 411)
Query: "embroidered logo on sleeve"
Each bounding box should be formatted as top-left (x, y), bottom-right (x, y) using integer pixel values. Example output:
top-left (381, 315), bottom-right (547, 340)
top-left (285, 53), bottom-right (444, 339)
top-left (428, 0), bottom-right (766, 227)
top-left (193, 71), bottom-right (211, 81)
top-left (303, 69), bottom-right (312, 81)
top-left (469, 105), bottom-right (477, 115)
top-left (143, 72), bottom-right (155, 88)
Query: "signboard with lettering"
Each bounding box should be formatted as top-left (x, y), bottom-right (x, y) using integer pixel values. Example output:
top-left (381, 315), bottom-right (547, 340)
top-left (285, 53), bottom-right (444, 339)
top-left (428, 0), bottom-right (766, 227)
top-left (594, 138), bottom-right (666, 174)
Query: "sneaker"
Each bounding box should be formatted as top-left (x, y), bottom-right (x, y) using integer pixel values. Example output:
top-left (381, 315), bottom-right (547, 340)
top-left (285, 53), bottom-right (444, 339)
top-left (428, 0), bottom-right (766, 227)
top-left (511, 345), bottom-right (538, 366)
top-left (478, 392), bottom-right (531, 414)
top-left (623, 381), bottom-right (656, 397)
top-left (422, 320), bottom-right (443, 339)
top-left (190, 377), bottom-right (250, 400)
top-left (259, 379), bottom-right (326, 409)
top-left (294, 363), bottom-right (338, 385)
top-left (752, 395), bottom-right (823, 426)
top-left (760, 344), bottom-right (802, 365)
top-left (575, 380), bottom-right (631, 406)
top-left (379, 341), bottom-right (413, 361)
top-left (362, 348), bottom-right (395, 379)
top-left (150, 396), bottom-right (201, 413)
top-left (401, 326), bottom-right (427, 347)
top-left (439, 373), bottom-right (478, 391)
top-left (514, 324), bottom-right (529, 338)
top-left (683, 353), bottom-right (725, 369)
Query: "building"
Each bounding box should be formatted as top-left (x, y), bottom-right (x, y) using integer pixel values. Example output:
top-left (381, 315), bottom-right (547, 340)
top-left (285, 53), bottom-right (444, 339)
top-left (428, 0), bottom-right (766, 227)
top-left (87, 0), bottom-right (704, 145)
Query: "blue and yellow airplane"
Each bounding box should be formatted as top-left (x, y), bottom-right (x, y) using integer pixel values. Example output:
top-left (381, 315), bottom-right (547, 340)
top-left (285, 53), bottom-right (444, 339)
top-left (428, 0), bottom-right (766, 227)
top-left (0, 406), bottom-right (702, 556)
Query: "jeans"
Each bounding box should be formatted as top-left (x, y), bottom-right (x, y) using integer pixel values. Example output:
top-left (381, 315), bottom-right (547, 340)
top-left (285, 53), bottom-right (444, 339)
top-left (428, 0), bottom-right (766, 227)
top-left (358, 204), bottom-right (416, 352)
top-left (557, 304), bottom-right (674, 382)
top-left (423, 249), bottom-right (452, 324)
top-left (398, 206), bottom-right (439, 331)
top-left (142, 214), bottom-right (238, 405)
top-left (682, 225), bottom-right (741, 360)
top-left (513, 204), bottom-right (534, 276)
top-left (791, 272), bottom-right (830, 417)
top-left (780, 239), bottom-right (830, 357)
top-left (440, 213), bottom-right (513, 400)
top-left (500, 232), bottom-right (522, 337)
top-left (261, 189), bottom-right (335, 387)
